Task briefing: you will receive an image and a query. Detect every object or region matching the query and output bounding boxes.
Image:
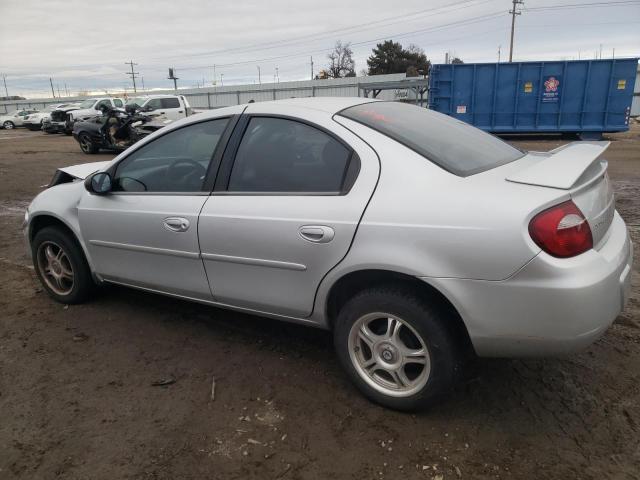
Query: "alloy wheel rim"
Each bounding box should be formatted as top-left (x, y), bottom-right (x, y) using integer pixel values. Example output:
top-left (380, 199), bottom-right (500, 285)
top-left (348, 312), bottom-right (431, 397)
top-left (37, 241), bottom-right (74, 295)
top-left (4, 122), bottom-right (14, 129)
top-left (80, 136), bottom-right (91, 152)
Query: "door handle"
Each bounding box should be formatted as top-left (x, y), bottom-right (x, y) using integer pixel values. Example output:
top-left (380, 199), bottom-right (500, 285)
top-left (298, 225), bottom-right (335, 243)
top-left (163, 217), bottom-right (190, 232)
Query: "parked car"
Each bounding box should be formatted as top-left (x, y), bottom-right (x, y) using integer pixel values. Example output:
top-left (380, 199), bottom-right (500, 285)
top-left (72, 104), bottom-right (171, 153)
top-left (66, 97), bottom-right (125, 125)
top-left (23, 103), bottom-right (75, 131)
top-left (42, 105), bottom-right (81, 134)
top-left (125, 94), bottom-right (193, 121)
top-left (0, 108), bottom-right (39, 129)
top-left (24, 98), bottom-right (633, 411)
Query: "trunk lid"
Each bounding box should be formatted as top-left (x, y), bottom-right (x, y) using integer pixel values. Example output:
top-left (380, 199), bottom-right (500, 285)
top-left (506, 141), bottom-right (615, 248)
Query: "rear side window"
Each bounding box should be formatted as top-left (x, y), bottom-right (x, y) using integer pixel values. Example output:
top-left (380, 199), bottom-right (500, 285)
top-left (339, 102), bottom-right (523, 176)
top-left (161, 98), bottom-right (181, 108)
top-left (113, 99), bottom-right (123, 107)
top-left (228, 117), bottom-right (352, 193)
top-left (146, 99), bottom-right (162, 110)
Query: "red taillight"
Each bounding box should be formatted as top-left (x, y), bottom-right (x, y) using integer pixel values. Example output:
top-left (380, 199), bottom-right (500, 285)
top-left (529, 200), bottom-right (593, 258)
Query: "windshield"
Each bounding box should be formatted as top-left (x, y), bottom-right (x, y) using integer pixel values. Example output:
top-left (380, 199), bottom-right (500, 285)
top-left (126, 97), bottom-right (147, 108)
top-left (339, 102), bottom-right (524, 177)
top-left (77, 99), bottom-right (96, 109)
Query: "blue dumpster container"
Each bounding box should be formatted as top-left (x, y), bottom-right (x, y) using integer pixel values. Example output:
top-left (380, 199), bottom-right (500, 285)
top-left (428, 59), bottom-right (638, 139)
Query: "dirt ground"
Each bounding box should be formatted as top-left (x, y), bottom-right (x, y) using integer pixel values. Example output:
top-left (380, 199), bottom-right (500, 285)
top-left (0, 124), bottom-right (639, 480)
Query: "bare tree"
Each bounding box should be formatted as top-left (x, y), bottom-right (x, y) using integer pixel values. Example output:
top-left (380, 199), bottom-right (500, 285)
top-left (327, 41), bottom-right (356, 78)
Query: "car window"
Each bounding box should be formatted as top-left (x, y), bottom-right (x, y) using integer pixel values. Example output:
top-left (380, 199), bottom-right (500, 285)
top-left (161, 98), bottom-right (181, 109)
top-left (95, 99), bottom-right (111, 109)
top-left (146, 99), bottom-right (162, 110)
top-left (113, 99), bottom-right (123, 107)
top-left (113, 119), bottom-right (229, 193)
top-left (228, 117), bottom-right (352, 193)
top-left (339, 102), bottom-right (524, 177)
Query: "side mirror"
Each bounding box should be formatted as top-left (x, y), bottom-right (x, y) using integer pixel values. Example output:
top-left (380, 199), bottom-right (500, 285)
top-left (143, 105), bottom-right (154, 112)
top-left (85, 172), bottom-right (112, 195)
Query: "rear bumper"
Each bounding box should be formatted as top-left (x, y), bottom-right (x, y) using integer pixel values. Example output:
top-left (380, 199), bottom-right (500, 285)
top-left (427, 211), bottom-right (633, 357)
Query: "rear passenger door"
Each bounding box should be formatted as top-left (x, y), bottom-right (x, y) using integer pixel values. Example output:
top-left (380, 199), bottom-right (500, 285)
top-left (160, 97), bottom-right (184, 120)
top-left (198, 105), bottom-right (379, 317)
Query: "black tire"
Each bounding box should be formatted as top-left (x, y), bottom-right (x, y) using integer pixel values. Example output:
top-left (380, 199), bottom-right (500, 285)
top-left (3, 121), bottom-right (15, 130)
top-left (32, 226), bottom-right (95, 304)
top-left (78, 133), bottom-right (98, 154)
top-left (334, 287), bottom-right (459, 411)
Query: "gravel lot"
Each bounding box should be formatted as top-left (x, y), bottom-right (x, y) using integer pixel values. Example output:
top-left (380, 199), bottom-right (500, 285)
top-left (1, 125), bottom-right (639, 480)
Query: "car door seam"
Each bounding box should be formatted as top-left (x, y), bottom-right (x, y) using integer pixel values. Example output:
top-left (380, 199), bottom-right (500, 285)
top-left (308, 117), bottom-right (383, 319)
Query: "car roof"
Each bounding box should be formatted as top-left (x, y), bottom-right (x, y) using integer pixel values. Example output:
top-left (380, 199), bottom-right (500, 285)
top-left (256, 96), bottom-right (378, 114)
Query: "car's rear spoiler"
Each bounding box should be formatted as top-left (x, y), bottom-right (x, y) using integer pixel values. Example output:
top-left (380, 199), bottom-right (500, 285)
top-left (506, 141), bottom-right (610, 190)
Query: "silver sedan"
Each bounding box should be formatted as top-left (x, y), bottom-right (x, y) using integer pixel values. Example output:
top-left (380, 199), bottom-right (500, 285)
top-left (24, 98), bottom-right (633, 410)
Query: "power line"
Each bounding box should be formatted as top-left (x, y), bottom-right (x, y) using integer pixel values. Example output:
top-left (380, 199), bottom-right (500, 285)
top-left (525, 0), bottom-right (640, 11)
top-left (158, 0), bottom-right (494, 61)
top-left (125, 60), bottom-right (139, 92)
top-left (173, 11), bottom-right (507, 72)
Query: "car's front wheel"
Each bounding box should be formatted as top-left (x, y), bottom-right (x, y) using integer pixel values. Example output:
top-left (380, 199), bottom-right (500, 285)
top-left (78, 133), bottom-right (98, 154)
top-left (334, 287), bottom-right (458, 411)
top-left (32, 226), bottom-right (94, 304)
top-left (3, 121), bottom-right (15, 130)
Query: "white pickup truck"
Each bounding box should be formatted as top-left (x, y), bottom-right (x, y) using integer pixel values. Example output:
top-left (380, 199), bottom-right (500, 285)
top-left (67, 97), bottom-right (125, 124)
top-left (124, 95), bottom-right (194, 121)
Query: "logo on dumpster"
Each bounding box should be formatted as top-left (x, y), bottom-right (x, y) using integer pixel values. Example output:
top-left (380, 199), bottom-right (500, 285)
top-left (544, 76), bottom-right (560, 92)
top-left (542, 75), bottom-right (561, 103)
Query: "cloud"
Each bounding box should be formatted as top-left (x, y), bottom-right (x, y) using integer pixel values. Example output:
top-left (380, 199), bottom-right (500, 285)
top-left (1, 0), bottom-right (638, 97)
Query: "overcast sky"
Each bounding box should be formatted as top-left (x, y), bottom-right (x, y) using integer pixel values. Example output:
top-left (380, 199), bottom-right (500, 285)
top-left (1, 0), bottom-right (639, 98)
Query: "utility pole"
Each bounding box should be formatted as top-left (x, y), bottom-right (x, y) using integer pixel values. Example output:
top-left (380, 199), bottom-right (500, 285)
top-left (64, 82), bottom-right (69, 96)
top-left (310, 56), bottom-right (314, 80)
top-left (497, 45), bottom-right (501, 63)
top-left (125, 60), bottom-right (139, 92)
top-left (220, 73), bottom-right (224, 86)
top-left (275, 66), bottom-right (279, 83)
top-left (508, 0), bottom-right (524, 62)
top-left (257, 66), bottom-right (261, 84)
top-left (57, 84), bottom-right (61, 98)
top-left (1, 74), bottom-right (8, 98)
top-left (141, 76), bottom-right (145, 91)
top-left (49, 77), bottom-right (55, 98)
top-left (168, 68), bottom-right (179, 91)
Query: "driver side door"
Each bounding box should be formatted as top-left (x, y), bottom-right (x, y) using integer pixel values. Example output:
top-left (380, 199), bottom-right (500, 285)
top-left (78, 115), bottom-right (236, 299)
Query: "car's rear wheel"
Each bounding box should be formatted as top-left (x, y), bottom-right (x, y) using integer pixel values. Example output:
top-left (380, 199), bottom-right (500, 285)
top-left (3, 121), bottom-right (15, 130)
top-left (78, 133), bottom-right (98, 154)
top-left (334, 287), bottom-right (458, 411)
top-left (32, 226), bottom-right (94, 304)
